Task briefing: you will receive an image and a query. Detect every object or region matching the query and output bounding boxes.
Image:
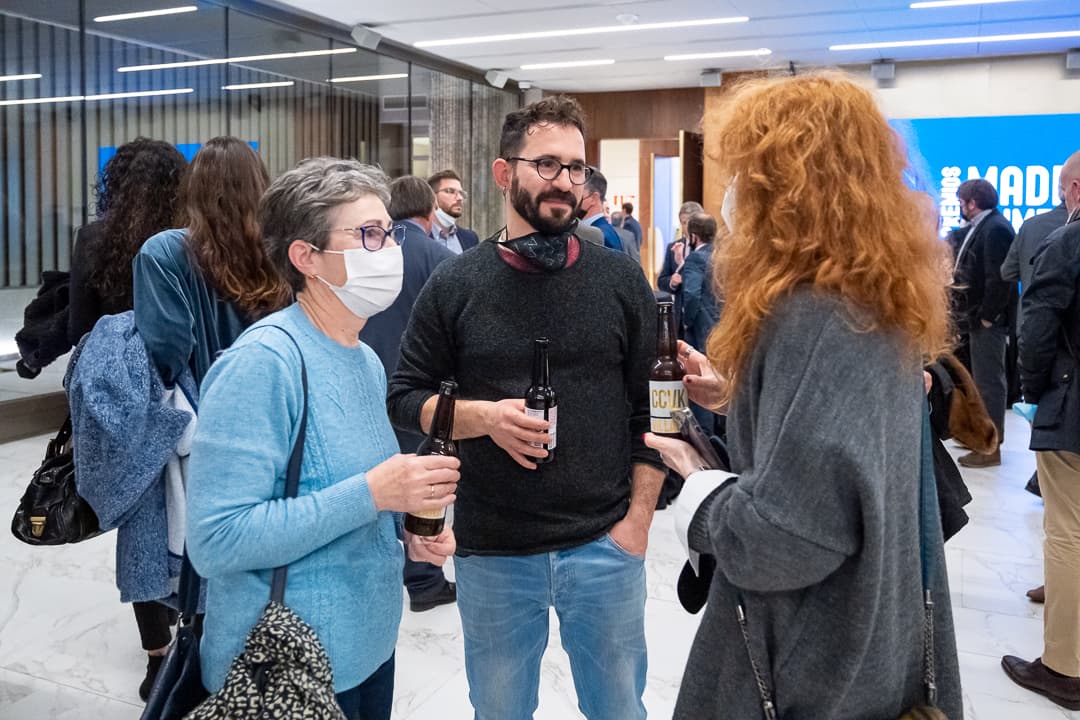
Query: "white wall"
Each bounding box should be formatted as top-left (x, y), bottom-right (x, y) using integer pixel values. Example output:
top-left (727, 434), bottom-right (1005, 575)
top-left (598, 139), bottom-right (640, 209)
top-left (851, 54), bottom-right (1080, 119)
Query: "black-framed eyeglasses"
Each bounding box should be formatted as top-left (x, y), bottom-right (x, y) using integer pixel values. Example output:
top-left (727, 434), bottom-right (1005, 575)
top-left (507, 157), bottom-right (593, 185)
top-left (326, 224), bottom-right (406, 251)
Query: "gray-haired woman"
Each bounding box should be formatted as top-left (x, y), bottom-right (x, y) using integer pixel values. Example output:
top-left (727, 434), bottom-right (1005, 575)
top-left (185, 157), bottom-right (459, 719)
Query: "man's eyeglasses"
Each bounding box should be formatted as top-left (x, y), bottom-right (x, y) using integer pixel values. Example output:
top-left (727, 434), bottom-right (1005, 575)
top-left (326, 224), bottom-right (406, 251)
top-left (506, 157), bottom-right (593, 186)
top-left (438, 188), bottom-right (468, 200)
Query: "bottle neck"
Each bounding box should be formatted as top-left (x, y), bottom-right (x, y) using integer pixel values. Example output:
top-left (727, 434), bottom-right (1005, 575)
top-left (533, 344), bottom-right (550, 386)
top-left (656, 308), bottom-right (677, 360)
top-left (430, 392), bottom-right (456, 441)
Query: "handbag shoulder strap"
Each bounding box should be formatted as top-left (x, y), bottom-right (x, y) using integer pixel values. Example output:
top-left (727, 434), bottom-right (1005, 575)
top-left (262, 325), bottom-right (309, 606)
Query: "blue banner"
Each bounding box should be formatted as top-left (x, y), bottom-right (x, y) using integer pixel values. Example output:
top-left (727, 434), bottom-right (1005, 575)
top-left (97, 141), bottom-right (259, 175)
top-left (891, 114), bottom-right (1078, 237)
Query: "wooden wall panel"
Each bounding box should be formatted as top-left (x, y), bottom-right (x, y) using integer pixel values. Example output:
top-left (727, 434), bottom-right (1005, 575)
top-left (701, 72), bottom-right (769, 217)
top-left (569, 88), bottom-right (705, 142)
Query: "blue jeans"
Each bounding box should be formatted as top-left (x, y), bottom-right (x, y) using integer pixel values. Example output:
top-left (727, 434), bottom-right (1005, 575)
top-left (455, 534), bottom-right (648, 720)
top-left (335, 653), bottom-right (394, 720)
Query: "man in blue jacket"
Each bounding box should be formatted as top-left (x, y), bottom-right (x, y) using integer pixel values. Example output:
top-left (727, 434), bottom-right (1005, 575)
top-left (428, 169), bottom-right (480, 253)
top-left (1004, 150), bottom-right (1080, 710)
top-left (575, 167), bottom-right (623, 251)
top-left (360, 175), bottom-right (457, 612)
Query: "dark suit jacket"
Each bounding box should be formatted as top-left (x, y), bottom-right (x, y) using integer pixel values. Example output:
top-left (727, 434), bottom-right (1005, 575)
top-left (681, 244), bottom-right (720, 351)
top-left (623, 215), bottom-right (643, 247)
top-left (586, 216), bottom-right (623, 251)
top-left (1001, 204), bottom-right (1068, 290)
top-left (361, 220), bottom-right (455, 451)
top-left (953, 209), bottom-right (1017, 330)
top-left (1018, 220), bottom-right (1080, 455)
top-left (657, 239), bottom-right (687, 328)
top-left (457, 226), bottom-right (480, 251)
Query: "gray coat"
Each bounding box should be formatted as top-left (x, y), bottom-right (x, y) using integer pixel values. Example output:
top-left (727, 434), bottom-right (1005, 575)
top-left (676, 288), bottom-right (962, 719)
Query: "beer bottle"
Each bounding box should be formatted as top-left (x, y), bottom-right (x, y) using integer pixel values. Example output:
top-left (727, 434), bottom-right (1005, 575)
top-left (524, 338), bottom-right (557, 464)
top-left (650, 301), bottom-right (687, 437)
top-left (405, 380), bottom-right (458, 537)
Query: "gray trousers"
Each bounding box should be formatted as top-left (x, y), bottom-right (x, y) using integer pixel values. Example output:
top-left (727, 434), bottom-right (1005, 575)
top-left (969, 324), bottom-right (1008, 443)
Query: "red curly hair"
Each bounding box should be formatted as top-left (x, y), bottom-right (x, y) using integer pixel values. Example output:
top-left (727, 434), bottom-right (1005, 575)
top-left (706, 72), bottom-right (952, 398)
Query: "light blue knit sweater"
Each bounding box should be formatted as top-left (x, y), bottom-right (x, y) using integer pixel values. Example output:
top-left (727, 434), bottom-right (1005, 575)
top-left (187, 303), bottom-right (403, 693)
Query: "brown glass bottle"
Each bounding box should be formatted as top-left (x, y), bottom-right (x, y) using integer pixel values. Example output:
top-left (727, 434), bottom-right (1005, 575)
top-left (524, 338), bottom-right (557, 465)
top-left (405, 380), bottom-right (458, 537)
top-left (649, 301), bottom-right (687, 437)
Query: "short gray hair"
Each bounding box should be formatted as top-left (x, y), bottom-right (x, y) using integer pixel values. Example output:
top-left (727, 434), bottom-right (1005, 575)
top-left (679, 201), bottom-right (704, 219)
top-left (261, 157), bottom-right (391, 292)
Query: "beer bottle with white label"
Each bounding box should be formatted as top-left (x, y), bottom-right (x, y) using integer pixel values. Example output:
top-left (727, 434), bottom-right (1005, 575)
top-left (405, 380), bottom-right (457, 536)
top-left (524, 338), bottom-right (557, 464)
top-left (650, 301), bottom-right (687, 437)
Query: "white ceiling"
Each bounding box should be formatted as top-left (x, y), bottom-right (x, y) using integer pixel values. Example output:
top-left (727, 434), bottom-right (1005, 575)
top-left (268, 0), bottom-right (1080, 92)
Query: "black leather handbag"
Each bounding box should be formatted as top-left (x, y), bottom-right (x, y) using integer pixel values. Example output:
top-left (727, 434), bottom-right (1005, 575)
top-left (11, 415), bottom-right (102, 545)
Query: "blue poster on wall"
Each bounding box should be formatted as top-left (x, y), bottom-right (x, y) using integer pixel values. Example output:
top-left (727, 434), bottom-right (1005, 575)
top-left (890, 114), bottom-right (1078, 237)
top-left (97, 141), bottom-right (259, 176)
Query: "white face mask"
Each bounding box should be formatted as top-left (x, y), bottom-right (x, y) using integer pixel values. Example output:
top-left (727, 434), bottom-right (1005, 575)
top-left (435, 207), bottom-right (458, 229)
top-left (312, 244), bottom-right (404, 319)
top-left (720, 180), bottom-right (737, 233)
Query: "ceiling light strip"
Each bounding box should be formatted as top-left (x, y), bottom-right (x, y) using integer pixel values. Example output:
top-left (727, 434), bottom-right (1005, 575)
top-left (664, 48), bottom-right (772, 61)
top-left (521, 59), bottom-right (615, 70)
top-left (0, 88), bottom-right (193, 106)
top-left (0, 73), bottom-right (43, 82)
top-left (831, 29), bottom-right (1080, 50)
top-left (223, 81), bottom-right (295, 90)
top-left (93, 6), bottom-right (198, 22)
top-left (327, 73), bottom-right (409, 83)
top-left (118, 47), bottom-right (356, 73)
top-left (416, 16), bottom-right (749, 49)
top-left (910, 0), bottom-right (1024, 8)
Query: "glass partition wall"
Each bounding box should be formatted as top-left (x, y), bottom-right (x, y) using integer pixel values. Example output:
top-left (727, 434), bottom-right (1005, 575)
top-left (0, 0), bottom-right (519, 408)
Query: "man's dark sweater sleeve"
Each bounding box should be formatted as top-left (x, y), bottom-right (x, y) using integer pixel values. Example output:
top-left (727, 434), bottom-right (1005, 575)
top-left (980, 222), bottom-right (1016, 324)
top-left (627, 272), bottom-right (664, 470)
top-left (387, 269), bottom-right (454, 434)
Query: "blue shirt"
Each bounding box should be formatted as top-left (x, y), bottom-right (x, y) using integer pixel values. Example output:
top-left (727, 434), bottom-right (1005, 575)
top-left (187, 303), bottom-right (403, 692)
top-left (583, 214), bottom-right (624, 252)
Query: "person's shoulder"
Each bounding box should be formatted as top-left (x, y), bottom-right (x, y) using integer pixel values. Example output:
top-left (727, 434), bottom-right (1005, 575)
top-left (139, 228), bottom-right (189, 263)
top-left (428, 238), bottom-right (494, 283)
top-left (984, 210), bottom-right (1015, 236)
top-left (229, 305), bottom-right (306, 364)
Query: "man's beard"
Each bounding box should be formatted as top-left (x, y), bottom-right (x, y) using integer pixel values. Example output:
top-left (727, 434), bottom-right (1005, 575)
top-left (510, 177), bottom-right (577, 236)
top-left (443, 203), bottom-right (463, 219)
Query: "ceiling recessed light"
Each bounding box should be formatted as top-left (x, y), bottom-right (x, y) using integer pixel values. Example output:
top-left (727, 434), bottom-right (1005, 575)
top-left (0, 88), bottom-right (193, 106)
top-left (416, 16), bottom-right (749, 49)
top-left (118, 48), bottom-right (356, 73)
top-left (0, 73), bottom-right (42, 82)
top-left (664, 48), bottom-right (771, 61)
top-left (93, 6), bottom-right (197, 23)
top-left (327, 73), bottom-right (409, 83)
top-left (830, 29), bottom-right (1080, 51)
top-left (223, 81), bottom-right (295, 90)
top-left (910, 0), bottom-right (1024, 8)
top-left (520, 59), bottom-right (616, 70)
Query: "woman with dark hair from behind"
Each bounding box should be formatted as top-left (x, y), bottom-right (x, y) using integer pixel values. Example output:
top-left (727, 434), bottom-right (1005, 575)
top-left (65, 137), bottom-right (187, 699)
top-left (132, 136), bottom-right (291, 697)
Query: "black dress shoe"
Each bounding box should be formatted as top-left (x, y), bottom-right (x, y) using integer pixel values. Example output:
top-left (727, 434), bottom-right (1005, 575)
top-left (1001, 655), bottom-right (1080, 710)
top-left (409, 581), bottom-right (456, 612)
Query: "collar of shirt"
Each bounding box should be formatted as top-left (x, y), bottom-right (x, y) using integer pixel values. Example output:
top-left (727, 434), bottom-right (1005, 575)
top-left (582, 213), bottom-right (605, 227)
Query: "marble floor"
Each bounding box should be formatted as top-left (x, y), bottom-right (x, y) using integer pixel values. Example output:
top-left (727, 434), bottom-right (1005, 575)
top-left (0, 411), bottom-right (1077, 719)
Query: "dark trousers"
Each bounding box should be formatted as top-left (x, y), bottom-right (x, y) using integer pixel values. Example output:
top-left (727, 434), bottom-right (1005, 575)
top-left (132, 600), bottom-right (176, 651)
top-left (336, 654), bottom-right (395, 720)
top-left (969, 324), bottom-right (1008, 443)
top-left (404, 557), bottom-right (446, 599)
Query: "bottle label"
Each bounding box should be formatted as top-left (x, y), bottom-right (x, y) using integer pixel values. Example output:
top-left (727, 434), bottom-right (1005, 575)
top-left (411, 507), bottom-right (446, 520)
top-left (525, 405), bottom-right (557, 449)
top-left (650, 380), bottom-right (687, 434)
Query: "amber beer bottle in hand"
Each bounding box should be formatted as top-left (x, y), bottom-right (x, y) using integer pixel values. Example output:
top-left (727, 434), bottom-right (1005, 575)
top-left (524, 338), bottom-right (557, 465)
top-left (650, 301), bottom-right (687, 437)
top-left (405, 380), bottom-right (458, 537)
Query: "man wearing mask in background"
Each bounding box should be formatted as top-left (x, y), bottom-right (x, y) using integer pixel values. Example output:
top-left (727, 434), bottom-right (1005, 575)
top-left (428, 169), bottom-right (479, 254)
top-left (575, 167), bottom-right (623, 251)
top-left (953, 178), bottom-right (1017, 468)
top-left (657, 201), bottom-right (705, 337)
top-left (360, 175), bottom-right (458, 613)
top-left (388, 95), bottom-right (663, 720)
top-left (1005, 149), bottom-right (1080, 711)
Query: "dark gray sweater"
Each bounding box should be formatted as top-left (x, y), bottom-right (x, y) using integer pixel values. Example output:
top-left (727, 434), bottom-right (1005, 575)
top-left (677, 288), bottom-right (962, 719)
top-left (387, 240), bottom-right (663, 554)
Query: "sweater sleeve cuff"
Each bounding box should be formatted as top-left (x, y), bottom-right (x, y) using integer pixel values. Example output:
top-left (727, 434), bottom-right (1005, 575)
top-left (322, 473), bottom-right (379, 533)
top-left (673, 470), bottom-right (737, 573)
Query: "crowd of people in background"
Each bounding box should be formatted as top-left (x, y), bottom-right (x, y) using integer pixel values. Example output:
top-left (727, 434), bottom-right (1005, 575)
top-left (15, 67), bottom-right (1080, 719)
